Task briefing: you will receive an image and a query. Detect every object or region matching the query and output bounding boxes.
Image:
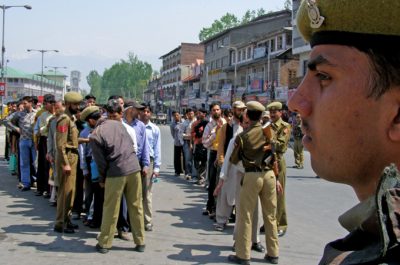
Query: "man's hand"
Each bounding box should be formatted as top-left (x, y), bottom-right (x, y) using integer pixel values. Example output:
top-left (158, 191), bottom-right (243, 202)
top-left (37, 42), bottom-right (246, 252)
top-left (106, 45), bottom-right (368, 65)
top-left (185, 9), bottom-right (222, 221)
top-left (263, 144), bottom-right (272, 152)
top-left (15, 128), bottom-right (20, 134)
top-left (276, 180), bottom-right (283, 195)
top-left (142, 167), bottom-right (148, 177)
top-left (213, 179), bottom-right (224, 197)
top-left (63, 165), bottom-right (71, 176)
top-left (46, 154), bottom-right (54, 164)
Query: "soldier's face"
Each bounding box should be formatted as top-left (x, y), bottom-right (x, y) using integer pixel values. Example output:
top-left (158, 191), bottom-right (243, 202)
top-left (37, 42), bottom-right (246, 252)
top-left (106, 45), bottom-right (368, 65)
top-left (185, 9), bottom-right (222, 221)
top-left (69, 103), bottom-right (80, 114)
top-left (288, 44), bottom-right (399, 199)
top-left (269, 110), bottom-right (281, 122)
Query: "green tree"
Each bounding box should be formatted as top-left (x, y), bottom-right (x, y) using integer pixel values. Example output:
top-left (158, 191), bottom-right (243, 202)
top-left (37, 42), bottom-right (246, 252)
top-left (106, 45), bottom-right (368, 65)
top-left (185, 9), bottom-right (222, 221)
top-left (198, 9), bottom-right (267, 41)
top-left (284, 0), bottom-right (292, 10)
top-left (199, 13), bottom-right (240, 41)
top-left (86, 70), bottom-right (102, 101)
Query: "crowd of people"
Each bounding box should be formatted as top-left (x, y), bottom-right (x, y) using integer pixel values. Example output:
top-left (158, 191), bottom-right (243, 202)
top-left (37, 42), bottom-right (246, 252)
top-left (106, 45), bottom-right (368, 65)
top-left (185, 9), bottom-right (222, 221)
top-left (169, 100), bottom-right (304, 264)
top-left (2, 92), bottom-right (161, 254)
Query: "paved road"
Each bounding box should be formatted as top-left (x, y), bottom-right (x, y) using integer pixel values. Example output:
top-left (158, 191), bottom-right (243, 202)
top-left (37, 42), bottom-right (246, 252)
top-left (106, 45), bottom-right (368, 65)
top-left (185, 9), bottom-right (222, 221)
top-left (0, 125), bottom-right (357, 265)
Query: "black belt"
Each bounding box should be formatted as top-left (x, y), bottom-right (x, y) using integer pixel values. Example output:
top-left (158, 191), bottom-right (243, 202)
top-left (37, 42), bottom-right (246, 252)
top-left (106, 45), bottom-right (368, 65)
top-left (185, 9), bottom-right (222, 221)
top-left (245, 167), bottom-right (268, 173)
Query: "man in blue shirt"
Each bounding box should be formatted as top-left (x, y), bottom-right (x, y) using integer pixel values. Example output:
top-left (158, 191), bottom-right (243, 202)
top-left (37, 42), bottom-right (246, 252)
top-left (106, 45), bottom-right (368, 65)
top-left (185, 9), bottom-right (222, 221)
top-left (139, 103), bottom-right (161, 231)
top-left (116, 100), bottom-right (150, 240)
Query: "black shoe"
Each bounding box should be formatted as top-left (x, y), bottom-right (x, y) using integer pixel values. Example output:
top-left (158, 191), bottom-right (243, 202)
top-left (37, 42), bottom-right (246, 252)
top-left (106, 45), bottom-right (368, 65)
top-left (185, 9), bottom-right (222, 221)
top-left (251, 242), bottom-right (265, 253)
top-left (67, 222), bottom-right (79, 229)
top-left (202, 210), bottom-right (210, 216)
top-left (277, 229), bottom-right (286, 237)
top-left (53, 226), bottom-right (75, 234)
top-left (43, 192), bottom-right (51, 199)
top-left (49, 201), bottom-right (57, 207)
top-left (21, 187), bottom-right (31, 192)
top-left (265, 255), bottom-right (279, 264)
top-left (95, 243), bottom-right (109, 254)
top-left (259, 225), bottom-right (265, 233)
top-left (133, 244), bottom-right (145, 252)
top-left (228, 254), bottom-right (250, 265)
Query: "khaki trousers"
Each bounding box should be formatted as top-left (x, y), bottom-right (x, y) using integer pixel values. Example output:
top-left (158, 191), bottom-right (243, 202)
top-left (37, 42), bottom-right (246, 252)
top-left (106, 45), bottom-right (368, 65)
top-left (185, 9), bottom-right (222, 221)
top-left (97, 171), bottom-right (144, 248)
top-left (236, 171), bottom-right (279, 260)
top-left (233, 171), bottom-right (261, 244)
top-left (55, 152), bottom-right (78, 228)
top-left (276, 157), bottom-right (287, 231)
top-left (142, 160), bottom-right (154, 226)
top-left (294, 138), bottom-right (304, 167)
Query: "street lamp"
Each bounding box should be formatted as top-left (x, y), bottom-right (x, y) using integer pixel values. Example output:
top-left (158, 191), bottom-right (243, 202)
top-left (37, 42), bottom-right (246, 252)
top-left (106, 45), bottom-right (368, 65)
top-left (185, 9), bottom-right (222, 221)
top-left (0, 5), bottom-right (31, 112)
top-left (45, 65), bottom-right (67, 97)
top-left (27, 49), bottom-right (59, 96)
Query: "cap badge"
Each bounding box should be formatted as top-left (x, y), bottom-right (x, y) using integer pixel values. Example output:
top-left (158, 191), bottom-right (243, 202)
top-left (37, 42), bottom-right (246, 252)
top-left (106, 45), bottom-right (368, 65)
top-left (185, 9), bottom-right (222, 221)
top-left (307, 0), bottom-right (325, 29)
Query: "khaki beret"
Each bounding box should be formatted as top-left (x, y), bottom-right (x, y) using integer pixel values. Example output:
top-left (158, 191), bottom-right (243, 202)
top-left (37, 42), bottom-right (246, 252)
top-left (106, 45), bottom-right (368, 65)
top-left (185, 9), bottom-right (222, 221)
top-left (80, 106), bottom-right (100, 122)
top-left (296, 0), bottom-right (400, 48)
top-left (246, 101), bottom-right (265, 112)
top-left (262, 111), bottom-right (270, 118)
top-left (232, 101), bottom-right (246, 109)
top-left (64, 91), bottom-right (83, 103)
top-left (267, 101), bottom-right (282, 111)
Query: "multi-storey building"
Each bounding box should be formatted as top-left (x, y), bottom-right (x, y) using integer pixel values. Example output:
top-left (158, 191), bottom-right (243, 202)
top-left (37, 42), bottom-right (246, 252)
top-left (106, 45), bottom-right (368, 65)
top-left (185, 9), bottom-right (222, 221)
top-left (159, 43), bottom-right (204, 112)
top-left (291, 0), bottom-right (311, 95)
top-left (143, 76), bottom-right (161, 112)
top-left (201, 10), bottom-right (295, 108)
top-left (4, 66), bottom-right (64, 102)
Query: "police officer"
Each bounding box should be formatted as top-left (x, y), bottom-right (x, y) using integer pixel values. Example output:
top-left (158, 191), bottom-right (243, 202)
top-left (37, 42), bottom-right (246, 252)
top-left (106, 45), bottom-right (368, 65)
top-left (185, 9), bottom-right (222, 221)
top-left (229, 101), bottom-right (282, 265)
top-left (53, 91), bottom-right (82, 233)
top-left (267, 101), bottom-right (290, 237)
top-left (289, 0), bottom-right (400, 263)
top-left (292, 113), bottom-right (304, 169)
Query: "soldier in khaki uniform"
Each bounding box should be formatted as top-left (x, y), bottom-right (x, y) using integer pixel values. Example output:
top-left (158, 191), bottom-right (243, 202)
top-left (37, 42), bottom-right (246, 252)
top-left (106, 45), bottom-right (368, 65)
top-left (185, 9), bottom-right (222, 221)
top-left (288, 0), bottom-right (400, 263)
top-left (53, 92), bottom-right (82, 234)
top-left (228, 101), bottom-right (282, 265)
top-left (267, 101), bottom-right (290, 237)
top-left (292, 113), bottom-right (304, 169)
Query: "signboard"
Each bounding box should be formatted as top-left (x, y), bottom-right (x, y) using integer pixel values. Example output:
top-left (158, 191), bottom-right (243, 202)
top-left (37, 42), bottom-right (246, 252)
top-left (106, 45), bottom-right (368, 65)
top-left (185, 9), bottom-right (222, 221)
top-left (253, 47), bottom-right (267, 59)
top-left (0, 82), bottom-right (5, 96)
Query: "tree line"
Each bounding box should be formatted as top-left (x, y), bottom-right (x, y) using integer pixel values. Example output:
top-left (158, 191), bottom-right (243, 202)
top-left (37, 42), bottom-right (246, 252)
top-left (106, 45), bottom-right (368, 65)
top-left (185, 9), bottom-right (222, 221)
top-left (86, 52), bottom-right (153, 103)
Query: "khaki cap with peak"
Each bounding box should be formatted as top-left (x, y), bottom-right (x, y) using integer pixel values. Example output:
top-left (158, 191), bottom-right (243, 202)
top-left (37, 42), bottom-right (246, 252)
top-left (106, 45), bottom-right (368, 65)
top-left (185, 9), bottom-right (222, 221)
top-left (296, 0), bottom-right (400, 48)
top-left (246, 101), bottom-right (265, 112)
top-left (267, 102), bottom-right (282, 111)
top-left (80, 106), bottom-right (99, 122)
top-left (64, 91), bottom-right (83, 103)
top-left (232, 101), bottom-right (246, 109)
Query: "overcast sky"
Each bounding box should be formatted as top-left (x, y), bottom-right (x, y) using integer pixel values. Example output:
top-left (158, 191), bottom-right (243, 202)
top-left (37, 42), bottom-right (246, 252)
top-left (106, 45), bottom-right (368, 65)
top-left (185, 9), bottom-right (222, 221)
top-left (4, 0), bottom-right (287, 90)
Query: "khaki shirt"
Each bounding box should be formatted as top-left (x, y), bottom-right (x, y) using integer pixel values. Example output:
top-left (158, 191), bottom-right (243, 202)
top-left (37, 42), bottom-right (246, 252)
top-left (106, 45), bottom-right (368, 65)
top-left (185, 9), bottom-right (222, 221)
top-left (230, 121), bottom-right (272, 171)
top-left (55, 109), bottom-right (79, 166)
top-left (271, 118), bottom-right (290, 157)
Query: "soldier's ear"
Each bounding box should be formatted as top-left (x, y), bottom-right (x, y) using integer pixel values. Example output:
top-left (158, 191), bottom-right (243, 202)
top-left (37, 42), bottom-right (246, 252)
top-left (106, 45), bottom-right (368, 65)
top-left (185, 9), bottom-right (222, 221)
top-left (388, 107), bottom-right (400, 142)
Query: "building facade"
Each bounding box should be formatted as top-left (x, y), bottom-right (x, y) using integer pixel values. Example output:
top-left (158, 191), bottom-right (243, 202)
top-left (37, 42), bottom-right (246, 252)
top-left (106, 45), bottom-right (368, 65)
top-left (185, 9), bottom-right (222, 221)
top-left (4, 67), bottom-right (64, 102)
top-left (200, 10), bottom-right (296, 108)
top-left (159, 43), bottom-right (204, 112)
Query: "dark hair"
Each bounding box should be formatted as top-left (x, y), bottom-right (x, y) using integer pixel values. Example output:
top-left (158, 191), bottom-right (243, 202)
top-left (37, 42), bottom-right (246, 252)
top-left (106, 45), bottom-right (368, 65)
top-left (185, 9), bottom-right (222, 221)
top-left (247, 110), bottom-right (262, 121)
top-left (108, 95), bottom-right (123, 101)
top-left (360, 48), bottom-right (400, 98)
top-left (209, 102), bottom-right (220, 111)
top-left (85, 94), bottom-right (96, 100)
top-left (198, 108), bottom-right (207, 114)
top-left (141, 102), bottom-right (152, 112)
top-left (172, 111), bottom-right (178, 115)
top-left (31, 96), bottom-right (38, 105)
top-left (106, 99), bottom-right (122, 114)
top-left (78, 101), bottom-right (88, 112)
top-left (86, 111), bottom-right (101, 121)
top-left (185, 108), bottom-right (193, 114)
top-left (223, 109), bottom-right (232, 117)
top-left (22, 96), bottom-right (33, 103)
top-left (43, 94), bottom-right (56, 103)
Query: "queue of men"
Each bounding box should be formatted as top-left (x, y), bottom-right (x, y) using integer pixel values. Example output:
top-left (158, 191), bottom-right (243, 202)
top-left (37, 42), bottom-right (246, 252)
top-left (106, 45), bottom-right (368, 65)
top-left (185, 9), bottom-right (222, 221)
top-left (169, 99), bottom-right (302, 264)
top-left (2, 92), bottom-right (161, 254)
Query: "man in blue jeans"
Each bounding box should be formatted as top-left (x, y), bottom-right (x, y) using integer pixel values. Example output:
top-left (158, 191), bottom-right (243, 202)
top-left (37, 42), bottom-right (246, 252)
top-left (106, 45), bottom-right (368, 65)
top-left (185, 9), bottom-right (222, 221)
top-left (4, 96), bottom-right (37, 191)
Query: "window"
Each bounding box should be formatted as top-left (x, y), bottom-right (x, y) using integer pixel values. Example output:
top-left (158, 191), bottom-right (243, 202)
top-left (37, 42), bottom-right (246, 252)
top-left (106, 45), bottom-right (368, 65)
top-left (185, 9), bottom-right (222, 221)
top-left (238, 51), bottom-right (242, 62)
top-left (277, 36), bottom-right (283, 50)
top-left (213, 42), bottom-right (217, 52)
top-left (217, 39), bottom-right (222, 48)
top-left (231, 51), bottom-right (236, 64)
top-left (270, 38), bottom-right (275, 52)
top-left (241, 49), bottom-right (246, 61)
top-left (206, 45), bottom-right (212, 54)
top-left (247, 47), bottom-right (252, 59)
top-left (223, 36), bottom-right (229, 45)
top-left (211, 61), bottom-right (215, 70)
top-left (216, 58), bottom-right (221, 69)
top-left (222, 56), bottom-right (229, 67)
